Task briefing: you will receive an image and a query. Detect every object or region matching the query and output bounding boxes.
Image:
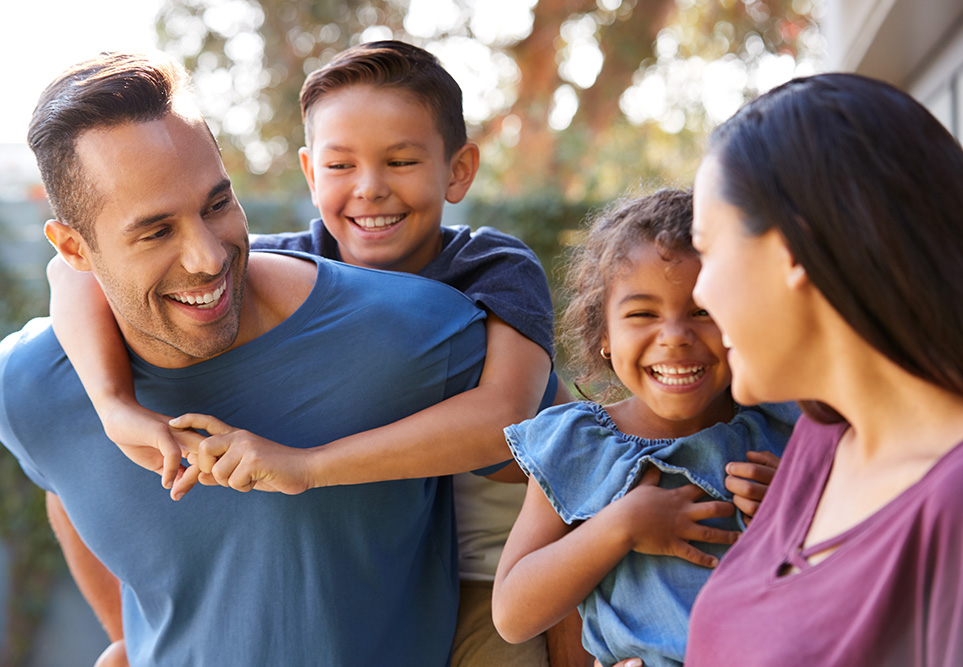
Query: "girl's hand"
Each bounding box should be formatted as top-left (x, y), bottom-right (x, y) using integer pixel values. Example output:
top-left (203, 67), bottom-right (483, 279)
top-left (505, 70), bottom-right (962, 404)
top-left (99, 399), bottom-right (199, 490)
top-left (168, 413), bottom-right (314, 500)
top-left (614, 466), bottom-right (737, 568)
top-left (595, 659), bottom-right (643, 667)
top-left (724, 450), bottom-right (781, 519)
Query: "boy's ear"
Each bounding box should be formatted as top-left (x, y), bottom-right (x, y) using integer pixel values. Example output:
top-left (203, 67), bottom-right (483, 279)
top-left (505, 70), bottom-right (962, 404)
top-left (445, 143), bottom-right (480, 204)
top-left (44, 220), bottom-right (92, 272)
top-left (298, 147), bottom-right (320, 209)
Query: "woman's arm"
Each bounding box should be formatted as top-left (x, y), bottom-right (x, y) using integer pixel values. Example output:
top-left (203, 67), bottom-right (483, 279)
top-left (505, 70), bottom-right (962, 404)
top-left (48, 257), bottom-right (187, 488)
top-left (171, 314), bottom-right (552, 495)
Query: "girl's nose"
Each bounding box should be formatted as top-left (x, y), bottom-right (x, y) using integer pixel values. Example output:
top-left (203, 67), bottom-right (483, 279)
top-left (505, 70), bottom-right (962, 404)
top-left (658, 319), bottom-right (695, 347)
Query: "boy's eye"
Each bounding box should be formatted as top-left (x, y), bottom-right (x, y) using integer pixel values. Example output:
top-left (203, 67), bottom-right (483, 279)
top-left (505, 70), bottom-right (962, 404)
top-left (388, 160), bottom-right (417, 167)
top-left (326, 163), bottom-right (352, 170)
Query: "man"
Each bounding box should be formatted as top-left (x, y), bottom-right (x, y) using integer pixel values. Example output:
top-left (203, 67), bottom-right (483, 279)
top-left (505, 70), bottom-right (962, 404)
top-left (0, 51), bottom-right (486, 665)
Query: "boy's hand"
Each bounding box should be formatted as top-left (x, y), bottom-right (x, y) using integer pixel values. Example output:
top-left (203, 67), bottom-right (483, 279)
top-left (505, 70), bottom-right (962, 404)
top-left (724, 450), bottom-right (781, 520)
top-left (168, 413), bottom-right (313, 500)
top-left (99, 399), bottom-right (198, 490)
top-left (614, 466), bottom-right (737, 568)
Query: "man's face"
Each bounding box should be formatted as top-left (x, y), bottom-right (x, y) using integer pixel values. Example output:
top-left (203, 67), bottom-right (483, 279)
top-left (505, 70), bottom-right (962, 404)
top-left (73, 114), bottom-right (250, 368)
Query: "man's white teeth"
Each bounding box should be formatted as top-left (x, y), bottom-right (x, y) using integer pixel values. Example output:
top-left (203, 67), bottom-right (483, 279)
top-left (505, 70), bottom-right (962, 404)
top-left (353, 215), bottom-right (403, 230)
top-left (649, 364), bottom-right (706, 386)
top-left (722, 333), bottom-right (733, 349)
top-left (169, 282), bottom-right (226, 308)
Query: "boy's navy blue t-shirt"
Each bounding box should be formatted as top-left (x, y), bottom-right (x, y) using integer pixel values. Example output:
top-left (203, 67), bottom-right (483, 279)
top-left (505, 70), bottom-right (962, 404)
top-left (251, 218), bottom-right (556, 357)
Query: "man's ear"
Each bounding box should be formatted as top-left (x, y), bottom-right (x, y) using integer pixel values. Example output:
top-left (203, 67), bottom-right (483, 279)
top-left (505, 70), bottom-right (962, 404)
top-left (44, 220), bottom-right (92, 272)
top-left (298, 146), bottom-right (320, 209)
top-left (445, 143), bottom-right (480, 204)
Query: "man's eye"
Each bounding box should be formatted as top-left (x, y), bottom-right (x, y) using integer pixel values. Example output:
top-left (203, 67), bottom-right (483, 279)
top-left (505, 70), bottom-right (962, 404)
top-left (144, 227), bottom-right (171, 241)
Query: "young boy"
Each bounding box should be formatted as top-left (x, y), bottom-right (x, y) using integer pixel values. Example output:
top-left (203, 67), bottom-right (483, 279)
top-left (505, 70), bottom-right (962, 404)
top-left (49, 42), bottom-right (585, 666)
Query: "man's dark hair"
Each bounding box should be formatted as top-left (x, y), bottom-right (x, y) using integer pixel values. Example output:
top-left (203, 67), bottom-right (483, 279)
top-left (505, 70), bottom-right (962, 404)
top-left (28, 51), bottom-right (190, 247)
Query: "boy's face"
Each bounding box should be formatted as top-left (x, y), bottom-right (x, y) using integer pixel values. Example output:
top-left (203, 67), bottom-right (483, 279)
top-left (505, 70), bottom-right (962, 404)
top-left (299, 85), bottom-right (477, 274)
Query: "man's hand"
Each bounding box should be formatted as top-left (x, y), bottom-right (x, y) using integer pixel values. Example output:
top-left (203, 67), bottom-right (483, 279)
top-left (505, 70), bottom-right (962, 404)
top-left (614, 466), bottom-right (738, 568)
top-left (94, 639), bottom-right (128, 667)
top-left (724, 450), bottom-right (781, 519)
top-left (169, 413), bottom-right (314, 500)
top-left (99, 399), bottom-right (200, 490)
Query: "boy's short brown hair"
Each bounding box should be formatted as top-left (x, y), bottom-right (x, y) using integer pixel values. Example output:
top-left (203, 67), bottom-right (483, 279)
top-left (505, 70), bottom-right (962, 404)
top-left (300, 40), bottom-right (467, 159)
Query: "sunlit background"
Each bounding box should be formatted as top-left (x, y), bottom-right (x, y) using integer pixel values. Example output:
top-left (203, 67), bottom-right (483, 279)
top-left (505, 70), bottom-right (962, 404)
top-left (2, 0), bottom-right (962, 664)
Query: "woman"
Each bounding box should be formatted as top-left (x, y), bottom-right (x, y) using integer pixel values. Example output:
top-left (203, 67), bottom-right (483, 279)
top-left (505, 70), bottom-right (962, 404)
top-left (678, 73), bottom-right (963, 666)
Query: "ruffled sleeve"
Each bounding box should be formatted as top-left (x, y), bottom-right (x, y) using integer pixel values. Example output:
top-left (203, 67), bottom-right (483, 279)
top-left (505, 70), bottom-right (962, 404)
top-left (505, 401), bottom-right (798, 524)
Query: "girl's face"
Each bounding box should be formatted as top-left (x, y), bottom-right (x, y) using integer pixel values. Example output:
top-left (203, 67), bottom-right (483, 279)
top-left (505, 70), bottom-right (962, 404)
top-left (692, 156), bottom-right (811, 405)
top-left (601, 242), bottom-right (733, 437)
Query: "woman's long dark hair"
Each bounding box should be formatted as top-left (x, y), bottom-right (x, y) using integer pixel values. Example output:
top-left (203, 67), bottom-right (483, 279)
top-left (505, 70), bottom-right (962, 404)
top-left (707, 73), bottom-right (963, 422)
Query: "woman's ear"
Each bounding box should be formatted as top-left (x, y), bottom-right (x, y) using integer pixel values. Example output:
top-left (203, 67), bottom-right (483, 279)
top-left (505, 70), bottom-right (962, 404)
top-left (44, 220), bottom-right (93, 272)
top-left (774, 229), bottom-right (808, 290)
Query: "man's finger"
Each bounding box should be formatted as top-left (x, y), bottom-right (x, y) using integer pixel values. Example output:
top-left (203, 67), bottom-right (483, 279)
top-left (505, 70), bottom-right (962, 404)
top-left (169, 412), bottom-right (232, 436)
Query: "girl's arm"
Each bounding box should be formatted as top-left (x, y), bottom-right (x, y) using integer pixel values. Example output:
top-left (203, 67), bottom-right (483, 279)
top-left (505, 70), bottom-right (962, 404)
top-left (48, 257), bottom-right (187, 488)
top-left (492, 467), bottom-right (740, 644)
top-left (171, 314), bottom-right (552, 496)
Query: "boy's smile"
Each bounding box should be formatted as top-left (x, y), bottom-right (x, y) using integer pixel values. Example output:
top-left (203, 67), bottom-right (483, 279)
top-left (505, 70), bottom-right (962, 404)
top-left (299, 84), bottom-right (477, 274)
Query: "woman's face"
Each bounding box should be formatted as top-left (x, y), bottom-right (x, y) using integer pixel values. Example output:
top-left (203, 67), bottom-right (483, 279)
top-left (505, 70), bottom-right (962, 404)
top-left (691, 156), bottom-right (813, 405)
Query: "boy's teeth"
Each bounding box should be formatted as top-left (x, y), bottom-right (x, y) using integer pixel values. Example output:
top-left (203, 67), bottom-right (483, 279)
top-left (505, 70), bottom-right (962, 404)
top-left (169, 282), bottom-right (226, 309)
top-left (353, 215), bottom-right (403, 230)
top-left (649, 364), bottom-right (706, 386)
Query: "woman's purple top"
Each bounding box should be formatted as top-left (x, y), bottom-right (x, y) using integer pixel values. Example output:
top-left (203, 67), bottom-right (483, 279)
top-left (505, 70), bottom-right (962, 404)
top-left (686, 415), bottom-right (963, 667)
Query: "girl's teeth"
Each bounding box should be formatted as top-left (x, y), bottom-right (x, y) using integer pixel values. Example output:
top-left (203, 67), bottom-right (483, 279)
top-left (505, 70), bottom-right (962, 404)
top-left (649, 365), bottom-right (707, 386)
top-left (722, 333), bottom-right (733, 349)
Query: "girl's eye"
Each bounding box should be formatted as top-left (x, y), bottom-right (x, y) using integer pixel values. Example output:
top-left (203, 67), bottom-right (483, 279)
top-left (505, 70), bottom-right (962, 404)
top-left (628, 311), bottom-right (657, 319)
top-left (693, 309), bottom-right (711, 318)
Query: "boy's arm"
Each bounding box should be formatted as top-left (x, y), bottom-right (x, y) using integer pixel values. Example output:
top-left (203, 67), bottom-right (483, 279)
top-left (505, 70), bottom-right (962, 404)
top-left (172, 314), bottom-right (551, 495)
top-left (47, 258), bottom-right (187, 488)
top-left (46, 493), bottom-right (123, 643)
top-left (491, 468), bottom-right (740, 644)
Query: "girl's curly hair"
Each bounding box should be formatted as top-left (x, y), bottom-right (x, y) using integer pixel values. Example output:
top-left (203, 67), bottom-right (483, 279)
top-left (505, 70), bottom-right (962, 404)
top-left (559, 188), bottom-right (695, 402)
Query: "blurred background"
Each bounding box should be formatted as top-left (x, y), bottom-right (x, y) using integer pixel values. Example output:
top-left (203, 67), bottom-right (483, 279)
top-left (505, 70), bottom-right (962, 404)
top-left (0, 0), bottom-right (961, 664)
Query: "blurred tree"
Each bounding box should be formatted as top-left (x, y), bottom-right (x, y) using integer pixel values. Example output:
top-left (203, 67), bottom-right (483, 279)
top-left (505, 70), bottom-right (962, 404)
top-left (156, 0), bottom-right (822, 202)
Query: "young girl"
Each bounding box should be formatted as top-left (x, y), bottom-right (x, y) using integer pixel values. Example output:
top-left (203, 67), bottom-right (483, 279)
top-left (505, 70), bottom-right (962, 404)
top-left (491, 189), bottom-right (798, 667)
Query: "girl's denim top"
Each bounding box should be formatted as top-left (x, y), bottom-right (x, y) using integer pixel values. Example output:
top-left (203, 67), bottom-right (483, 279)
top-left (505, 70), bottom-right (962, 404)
top-left (504, 401), bottom-right (799, 667)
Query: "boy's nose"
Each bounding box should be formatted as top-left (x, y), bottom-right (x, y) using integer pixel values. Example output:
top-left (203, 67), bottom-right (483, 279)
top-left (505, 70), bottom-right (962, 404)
top-left (180, 218), bottom-right (228, 275)
top-left (354, 170), bottom-right (390, 201)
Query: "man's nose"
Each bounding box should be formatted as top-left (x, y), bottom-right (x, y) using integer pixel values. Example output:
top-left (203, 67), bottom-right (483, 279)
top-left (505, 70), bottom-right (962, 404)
top-left (180, 218), bottom-right (228, 276)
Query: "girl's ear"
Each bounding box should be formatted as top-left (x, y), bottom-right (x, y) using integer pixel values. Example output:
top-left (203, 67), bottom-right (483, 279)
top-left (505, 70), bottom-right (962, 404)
top-left (445, 143), bottom-right (480, 204)
top-left (44, 220), bottom-right (92, 272)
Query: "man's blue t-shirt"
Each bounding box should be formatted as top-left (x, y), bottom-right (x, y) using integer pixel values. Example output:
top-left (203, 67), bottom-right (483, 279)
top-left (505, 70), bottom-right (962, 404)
top-left (0, 254), bottom-right (486, 666)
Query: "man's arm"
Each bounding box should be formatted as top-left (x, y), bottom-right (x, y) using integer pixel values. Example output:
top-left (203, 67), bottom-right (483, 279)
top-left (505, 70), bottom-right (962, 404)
top-left (45, 493), bottom-right (122, 642)
top-left (172, 314), bottom-right (551, 495)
